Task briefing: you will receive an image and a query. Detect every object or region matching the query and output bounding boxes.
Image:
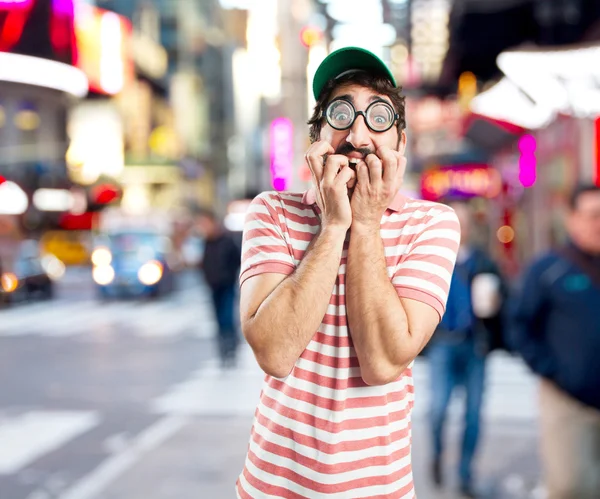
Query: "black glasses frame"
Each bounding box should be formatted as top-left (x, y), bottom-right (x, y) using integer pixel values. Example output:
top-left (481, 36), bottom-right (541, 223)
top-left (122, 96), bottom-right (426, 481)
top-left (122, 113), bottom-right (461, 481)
top-left (325, 98), bottom-right (399, 133)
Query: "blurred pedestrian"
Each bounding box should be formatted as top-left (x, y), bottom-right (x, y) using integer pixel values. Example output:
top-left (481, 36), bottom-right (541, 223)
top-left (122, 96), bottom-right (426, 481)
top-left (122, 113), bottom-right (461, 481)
top-left (235, 46), bottom-right (461, 498)
top-left (196, 208), bottom-right (241, 369)
top-left (511, 184), bottom-right (600, 499)
top-left (427, 201), bottom-right (507, 498)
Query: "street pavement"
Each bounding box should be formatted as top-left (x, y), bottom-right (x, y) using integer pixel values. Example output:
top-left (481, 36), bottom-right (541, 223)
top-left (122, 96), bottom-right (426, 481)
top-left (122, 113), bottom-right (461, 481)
top-left (0, 268), bottom-right (544, 499)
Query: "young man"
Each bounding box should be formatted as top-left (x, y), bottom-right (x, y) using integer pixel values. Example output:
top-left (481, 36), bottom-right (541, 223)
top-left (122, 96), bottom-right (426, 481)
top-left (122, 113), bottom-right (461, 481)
top-left (237, 46), bottom-right (461, 498)
top-left (511, 184), bottom-right (600, 499)
top-left (427, 201), bottom-right (506, 498)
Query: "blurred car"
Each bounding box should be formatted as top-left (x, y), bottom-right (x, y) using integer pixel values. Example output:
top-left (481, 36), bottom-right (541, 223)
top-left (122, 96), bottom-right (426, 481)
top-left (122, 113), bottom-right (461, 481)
top-left (91, 230), bottom-right (175, 299)
top-left (0, 240), bottom-right (64, 305)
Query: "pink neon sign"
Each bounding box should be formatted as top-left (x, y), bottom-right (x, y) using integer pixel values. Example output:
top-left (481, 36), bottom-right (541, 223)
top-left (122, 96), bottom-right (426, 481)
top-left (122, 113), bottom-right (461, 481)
top-left (518, 134), bottom-right (537, 188)
top-left (0, 0), bottom-right (33, 8)
top-left (269, 117), bottom-right (293, 191)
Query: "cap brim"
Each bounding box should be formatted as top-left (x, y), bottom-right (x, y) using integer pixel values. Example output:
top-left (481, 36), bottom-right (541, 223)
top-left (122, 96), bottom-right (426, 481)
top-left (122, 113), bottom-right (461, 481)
top-left (312, 47), bottom-right (397, 100)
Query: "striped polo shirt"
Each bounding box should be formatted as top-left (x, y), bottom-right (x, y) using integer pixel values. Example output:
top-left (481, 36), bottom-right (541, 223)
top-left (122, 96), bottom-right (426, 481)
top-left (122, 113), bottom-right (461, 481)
top-left (237, 189), bottom-right (460, 499)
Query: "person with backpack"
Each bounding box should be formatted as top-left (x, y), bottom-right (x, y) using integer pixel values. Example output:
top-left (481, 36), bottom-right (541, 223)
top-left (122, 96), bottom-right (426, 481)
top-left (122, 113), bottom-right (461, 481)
top-left (511, 184), bottom-right (600, 499)
top-left (427, 201), bottom-right (507, 498)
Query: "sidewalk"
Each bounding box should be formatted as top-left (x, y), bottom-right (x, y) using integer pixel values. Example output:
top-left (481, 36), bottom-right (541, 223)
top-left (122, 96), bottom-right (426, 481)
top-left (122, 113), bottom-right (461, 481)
top-left (59, 415), bottom-right (540, 499)
top-left (59, 351), bottom-right (543, 499)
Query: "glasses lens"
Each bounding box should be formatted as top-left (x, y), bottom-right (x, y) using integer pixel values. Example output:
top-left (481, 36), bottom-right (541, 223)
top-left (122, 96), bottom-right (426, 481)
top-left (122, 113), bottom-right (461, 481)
top-left (326, 100), bottom-right (354, 129)
top-left (367, 102), bottom-right (395, 131)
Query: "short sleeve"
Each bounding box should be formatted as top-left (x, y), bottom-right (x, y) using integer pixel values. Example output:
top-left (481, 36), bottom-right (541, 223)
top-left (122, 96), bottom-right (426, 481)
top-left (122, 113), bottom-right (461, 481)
top-left (239, 193), bottom-right (296, 287)
top-left (392, 206), bottom-right (461, 319)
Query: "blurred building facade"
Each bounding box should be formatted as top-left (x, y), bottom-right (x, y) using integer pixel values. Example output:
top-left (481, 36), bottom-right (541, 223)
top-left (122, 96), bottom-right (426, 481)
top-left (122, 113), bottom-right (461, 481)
top-left (0, 0), bottom-right (87, 235)
top-left (2, 0), bottom-right (600, 271)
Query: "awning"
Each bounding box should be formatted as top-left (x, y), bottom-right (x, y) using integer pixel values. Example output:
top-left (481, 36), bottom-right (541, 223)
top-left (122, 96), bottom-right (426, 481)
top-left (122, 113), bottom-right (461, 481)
top-left (462, 111), bottom-right (525, 152)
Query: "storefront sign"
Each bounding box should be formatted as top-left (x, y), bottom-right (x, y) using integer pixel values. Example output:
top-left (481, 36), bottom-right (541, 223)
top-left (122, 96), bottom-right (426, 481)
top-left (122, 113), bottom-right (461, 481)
top-left (421, 164), bottom-right (502, 201)
top-left (74, 4), bottom-right (133, 95)
top-left (0, 0), bottom-right (76, 65)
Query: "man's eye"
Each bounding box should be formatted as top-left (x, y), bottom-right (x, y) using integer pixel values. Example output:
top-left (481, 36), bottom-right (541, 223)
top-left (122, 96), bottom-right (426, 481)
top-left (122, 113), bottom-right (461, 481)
top-left (373, 115), bottom-right (387, 124)
top-left (334, 113), bottom-right (349, 121)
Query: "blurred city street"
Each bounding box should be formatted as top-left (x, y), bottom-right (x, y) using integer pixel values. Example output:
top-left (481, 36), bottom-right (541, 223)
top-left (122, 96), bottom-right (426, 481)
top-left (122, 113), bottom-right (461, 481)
top-left (0, 269), bottom-right (542, 499)
top-left (1, 0), bottom-right (600, 497)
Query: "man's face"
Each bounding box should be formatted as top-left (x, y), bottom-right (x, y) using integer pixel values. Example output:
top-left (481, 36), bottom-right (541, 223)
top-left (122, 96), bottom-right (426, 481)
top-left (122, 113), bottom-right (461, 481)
top-left (567, 190), bottom-right (600, 254)
top-left (319, 84), bottom-right (406, 170)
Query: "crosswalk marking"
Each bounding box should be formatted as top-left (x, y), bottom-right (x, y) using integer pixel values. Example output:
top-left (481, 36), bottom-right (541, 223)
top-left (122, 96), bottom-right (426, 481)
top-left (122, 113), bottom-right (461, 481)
top-left (151, 346), bottom-right (264, 416)
top-left (151, 345), bottom-right (538, 422)
top-left (0, 411), bottom-right (99, 475)
top-left (0, 291), bottom-right (218, 340)
top-left (57, 416), bottom-right (187, 499)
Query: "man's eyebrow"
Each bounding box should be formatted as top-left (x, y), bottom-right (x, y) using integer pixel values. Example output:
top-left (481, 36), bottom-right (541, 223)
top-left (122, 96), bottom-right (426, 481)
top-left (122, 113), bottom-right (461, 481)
top-left (334, 94), bottom-right (354, 103)
top-left (369, 95), bottom-right (391, 104)
top-left (330, 94), bottom-right (392, 106)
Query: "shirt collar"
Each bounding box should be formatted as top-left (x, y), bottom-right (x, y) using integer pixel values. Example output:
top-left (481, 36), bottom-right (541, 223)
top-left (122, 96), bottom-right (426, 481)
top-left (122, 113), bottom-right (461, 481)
top-left (302, 187), bottom-right (406, 212)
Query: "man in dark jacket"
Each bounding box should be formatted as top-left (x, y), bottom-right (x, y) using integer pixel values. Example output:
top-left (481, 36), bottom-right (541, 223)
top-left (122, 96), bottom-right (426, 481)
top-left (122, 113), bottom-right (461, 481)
top-left (196, 208), bottom-right (241, 368)
top-left (428, 201), bottom-right (507, 498)
top-left (511, 184), bottom-right (600, 499)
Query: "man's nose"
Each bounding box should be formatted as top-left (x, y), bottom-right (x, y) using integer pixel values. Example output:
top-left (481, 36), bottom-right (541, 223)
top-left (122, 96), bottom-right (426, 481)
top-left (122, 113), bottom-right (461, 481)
top-left (346, 114), bottom-right (371, 150)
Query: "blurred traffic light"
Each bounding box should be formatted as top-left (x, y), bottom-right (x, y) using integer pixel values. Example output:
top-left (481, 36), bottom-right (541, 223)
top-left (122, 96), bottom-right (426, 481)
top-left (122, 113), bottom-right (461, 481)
top-left (300, 26), bottom-right (322, 48)
top-left (91, 184), bottom-right (120, 205)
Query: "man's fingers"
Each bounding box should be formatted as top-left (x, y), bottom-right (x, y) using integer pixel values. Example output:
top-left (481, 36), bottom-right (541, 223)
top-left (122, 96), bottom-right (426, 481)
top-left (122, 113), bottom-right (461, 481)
top-left (335, 165), bottom-right (356, 186)
top-left (365, 154), bottom-right (383, 187)
top-left (305, 141), bottom-right (334, 182)
top-left (323, 155), bottom-right (349, 184)
top-left (355, 160), bottom-right (370, 186)
top-left (377, 146), bottom-right (398, 184)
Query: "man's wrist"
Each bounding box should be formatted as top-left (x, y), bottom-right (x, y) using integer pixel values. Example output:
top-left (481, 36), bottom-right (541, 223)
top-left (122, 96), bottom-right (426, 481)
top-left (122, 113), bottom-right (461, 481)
top-left (319, 223), bottom-right (348, 240)
top-left (350, 221), bottom-right (380, 237)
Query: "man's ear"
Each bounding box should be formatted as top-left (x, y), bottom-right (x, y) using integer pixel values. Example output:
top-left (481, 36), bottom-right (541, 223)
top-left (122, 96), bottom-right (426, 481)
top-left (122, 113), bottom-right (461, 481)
top-left (397, 130), bottom-right (407, 154)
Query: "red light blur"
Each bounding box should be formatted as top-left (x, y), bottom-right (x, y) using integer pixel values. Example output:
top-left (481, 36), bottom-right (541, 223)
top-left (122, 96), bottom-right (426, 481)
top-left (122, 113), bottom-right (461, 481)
top-left (0, 10), bottom-right (30, 51)
top-left (59, 212), bottom-right (94, 231)
top-left (50, 0), bottom-right (77, 63)
top-left (0, 0), bottom-right (76, 64)
top-left (92, 184), bottom-right (120, 205)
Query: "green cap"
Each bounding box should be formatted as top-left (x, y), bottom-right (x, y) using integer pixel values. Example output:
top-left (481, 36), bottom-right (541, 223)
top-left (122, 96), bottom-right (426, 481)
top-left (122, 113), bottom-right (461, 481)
top-left (312, 46), bottom-right (397, 100)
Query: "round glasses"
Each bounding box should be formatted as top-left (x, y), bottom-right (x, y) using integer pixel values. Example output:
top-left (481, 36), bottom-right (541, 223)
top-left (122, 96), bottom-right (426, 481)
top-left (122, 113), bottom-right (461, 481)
top-left (325, 98), bottom-right (399, 133)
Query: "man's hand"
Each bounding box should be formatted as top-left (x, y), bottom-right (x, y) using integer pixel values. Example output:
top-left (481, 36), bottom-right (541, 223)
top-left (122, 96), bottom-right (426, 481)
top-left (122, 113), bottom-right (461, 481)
top-left (351, 146), bottom-right (406, 229)
top-left (305, 140), bottom-right (357, 231)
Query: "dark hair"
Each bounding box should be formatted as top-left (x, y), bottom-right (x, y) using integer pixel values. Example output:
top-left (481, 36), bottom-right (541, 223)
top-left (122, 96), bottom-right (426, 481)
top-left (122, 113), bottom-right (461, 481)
top-left (307, 71), bottom-right (406, 144)
top-left (568, 184), bottom-right (600, 210)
